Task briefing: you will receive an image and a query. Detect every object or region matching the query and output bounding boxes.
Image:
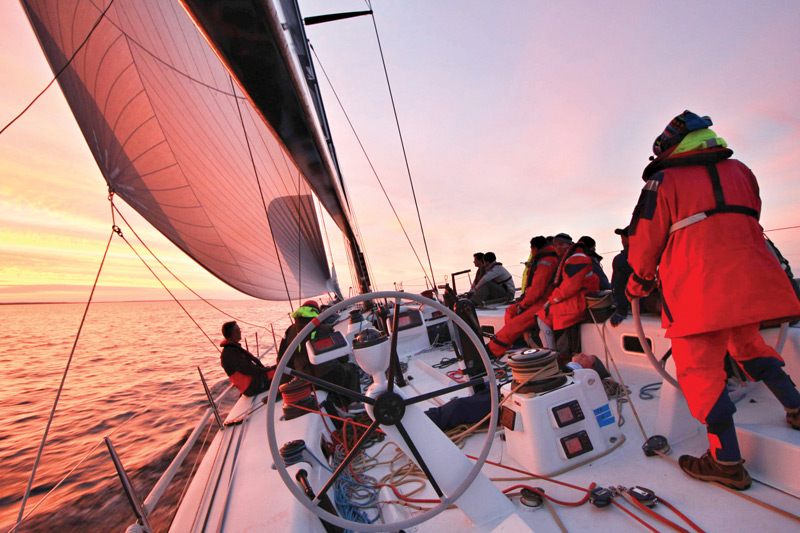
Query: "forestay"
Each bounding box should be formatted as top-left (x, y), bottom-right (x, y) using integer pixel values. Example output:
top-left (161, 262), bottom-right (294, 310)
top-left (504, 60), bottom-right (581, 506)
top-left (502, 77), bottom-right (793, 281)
top-left (21, 0), bottom-right (333, 300)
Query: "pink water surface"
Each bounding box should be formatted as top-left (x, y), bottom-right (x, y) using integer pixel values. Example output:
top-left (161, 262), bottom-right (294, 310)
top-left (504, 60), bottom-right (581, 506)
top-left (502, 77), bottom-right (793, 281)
top-left (0, 299), bottom-right (292, 531)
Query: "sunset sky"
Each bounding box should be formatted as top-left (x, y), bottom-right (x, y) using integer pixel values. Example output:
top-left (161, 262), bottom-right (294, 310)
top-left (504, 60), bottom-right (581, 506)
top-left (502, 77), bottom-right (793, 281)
top-left (2, 0), bottom-right (800, 303)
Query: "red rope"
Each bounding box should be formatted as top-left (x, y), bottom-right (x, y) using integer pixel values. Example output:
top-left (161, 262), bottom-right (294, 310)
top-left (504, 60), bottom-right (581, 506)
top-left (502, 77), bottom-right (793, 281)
top-left (611, 499), bottom-right (661, 532)
top-left (658, 496), bottom-right (707, 533)
top-left (621, 491), bottom-right (689, 533)
top-left (467, 455), bottom-right (591, 493)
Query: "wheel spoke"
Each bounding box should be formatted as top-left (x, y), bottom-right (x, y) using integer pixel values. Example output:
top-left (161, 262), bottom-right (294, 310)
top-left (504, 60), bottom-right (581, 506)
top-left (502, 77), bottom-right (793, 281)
top-left (396, 420), bottom-right (443, 498)
top-left (404, 376), bottom-right (490, 406)
top-left (386, 298), bottom-right (402, 392)
top-left (314, 419), bottom-right (381, 502)
top-left (287, 369), bottom-right (375, 405)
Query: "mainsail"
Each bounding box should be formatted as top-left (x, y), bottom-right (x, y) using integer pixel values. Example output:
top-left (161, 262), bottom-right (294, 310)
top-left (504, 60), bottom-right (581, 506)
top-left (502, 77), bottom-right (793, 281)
top-left (20, 0), bottom-right (356, 300)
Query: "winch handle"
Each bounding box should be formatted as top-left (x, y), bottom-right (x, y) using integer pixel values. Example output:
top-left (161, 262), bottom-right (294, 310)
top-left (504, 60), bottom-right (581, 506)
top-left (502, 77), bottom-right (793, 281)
top-left (631, 298), bottom-right (682, 390)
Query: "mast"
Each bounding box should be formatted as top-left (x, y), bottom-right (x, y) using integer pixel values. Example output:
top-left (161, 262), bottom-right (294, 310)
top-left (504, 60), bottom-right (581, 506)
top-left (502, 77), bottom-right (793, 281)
top-left (180, 0), bottom-right (373, 295)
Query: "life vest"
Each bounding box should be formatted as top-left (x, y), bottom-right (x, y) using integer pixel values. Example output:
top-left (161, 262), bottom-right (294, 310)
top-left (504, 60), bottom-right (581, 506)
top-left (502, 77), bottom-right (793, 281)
top-left (668, 162), bottom-right (759, 234)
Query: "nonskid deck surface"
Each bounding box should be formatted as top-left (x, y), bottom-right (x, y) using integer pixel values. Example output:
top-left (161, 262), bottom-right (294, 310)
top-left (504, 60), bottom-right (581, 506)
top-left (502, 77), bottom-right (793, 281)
top-left (171, 341), bottom-right (800, 532)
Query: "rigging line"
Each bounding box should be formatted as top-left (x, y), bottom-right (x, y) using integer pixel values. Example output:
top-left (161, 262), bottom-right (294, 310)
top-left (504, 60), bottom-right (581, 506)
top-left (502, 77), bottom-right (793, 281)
top-left (14, 228), bottom-right (114, 529)
top-left (764, 224), bottom-right (800, 233)
top-left (113, 226), bottom-right (219, 350)
top-left (229, 76), bottom-right (294, 312)
top-left (111, 204), bottom-right (267, 330)
top-left (1, 0), bottom-right (116, 137)
top-left (309, 44), bottom-right (430, 287)
top-left (367, 1), bottom-right (436, 290)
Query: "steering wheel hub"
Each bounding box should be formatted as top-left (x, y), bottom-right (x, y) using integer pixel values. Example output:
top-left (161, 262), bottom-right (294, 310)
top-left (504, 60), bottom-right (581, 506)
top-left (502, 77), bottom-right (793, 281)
top-left (372, 391), bottom-right (406, 425)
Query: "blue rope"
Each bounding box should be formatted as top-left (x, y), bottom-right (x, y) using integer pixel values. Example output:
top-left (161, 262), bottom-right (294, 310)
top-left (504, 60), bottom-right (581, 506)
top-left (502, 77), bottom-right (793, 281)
top-left (639, 382), bottom-right (662, 400)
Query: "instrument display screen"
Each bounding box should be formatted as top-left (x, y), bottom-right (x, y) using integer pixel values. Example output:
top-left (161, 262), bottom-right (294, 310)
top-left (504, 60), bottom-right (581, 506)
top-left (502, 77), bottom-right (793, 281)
top-left (500, 406), bottom-right (516, 431)
top-left (310, 331), bottom-right (348, 354)
top-left (551, 400), bottom-right (585, 428)
top-left (394, 310), bottom-right (423, 331)
top-left (560, 430), bottom-right (593, 459)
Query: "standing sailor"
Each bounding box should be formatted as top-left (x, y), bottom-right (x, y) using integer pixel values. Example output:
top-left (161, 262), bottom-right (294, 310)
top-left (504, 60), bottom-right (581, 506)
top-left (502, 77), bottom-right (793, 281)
top-left (625, 110), bottom-right (800, 490)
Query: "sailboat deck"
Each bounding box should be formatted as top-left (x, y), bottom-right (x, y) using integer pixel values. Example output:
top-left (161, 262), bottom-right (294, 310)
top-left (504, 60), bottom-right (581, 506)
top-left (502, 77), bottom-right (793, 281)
top-left (170, 334), bottom-right (800, 532)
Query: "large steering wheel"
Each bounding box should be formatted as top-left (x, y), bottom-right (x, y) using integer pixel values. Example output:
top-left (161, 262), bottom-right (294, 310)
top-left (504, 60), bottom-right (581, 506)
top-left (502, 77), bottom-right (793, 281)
top-left (266, 291), bottom-right (500, 532)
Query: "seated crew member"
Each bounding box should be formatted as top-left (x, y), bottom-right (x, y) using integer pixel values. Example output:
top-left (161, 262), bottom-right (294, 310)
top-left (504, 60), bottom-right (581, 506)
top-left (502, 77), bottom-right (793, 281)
top-left (277, 300), bottom-right (361, 407)
top-left (609, 226), bottom-right (661, 327)
top-left (518, 241), bottom-right (539, 300)
top-left (609, 226), bottom-right (633, 326)
top-left (578, 235), bottom-right (611, 290)
top-left (469, 252), bottom-right (487, 292)
top-left (536, 234), bottom-right (600, 360)
top-left (488, 236), bottom-right (558, 357)
top-left (220, 321), bottom-right (275, 397)
top-left (469, 252), bottom-right (515, 307)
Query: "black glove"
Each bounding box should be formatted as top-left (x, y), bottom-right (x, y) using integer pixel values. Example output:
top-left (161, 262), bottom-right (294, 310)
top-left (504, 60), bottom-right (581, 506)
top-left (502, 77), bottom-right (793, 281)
top-left (609, 310), bottom-right (627, 327)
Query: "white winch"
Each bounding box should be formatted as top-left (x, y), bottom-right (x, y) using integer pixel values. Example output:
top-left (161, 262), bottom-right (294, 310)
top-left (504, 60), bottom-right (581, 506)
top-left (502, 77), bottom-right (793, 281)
top-left (500, 349), bottom-right (623, 476)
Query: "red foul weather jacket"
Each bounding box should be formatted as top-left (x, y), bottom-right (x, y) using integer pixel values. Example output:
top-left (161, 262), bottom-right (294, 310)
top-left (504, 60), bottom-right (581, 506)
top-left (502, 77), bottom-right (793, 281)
top-left (627, 146), bottom-right (800, 338)
top-left (538, 244), bottom-right (600, 330)
top-left (490, 246), bottom-right (558, 356)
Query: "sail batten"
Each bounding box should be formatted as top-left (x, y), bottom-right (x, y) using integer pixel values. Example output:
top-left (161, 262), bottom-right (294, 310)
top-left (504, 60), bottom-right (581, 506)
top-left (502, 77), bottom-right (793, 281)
top-left (22, 0), bottom-right (334, 300)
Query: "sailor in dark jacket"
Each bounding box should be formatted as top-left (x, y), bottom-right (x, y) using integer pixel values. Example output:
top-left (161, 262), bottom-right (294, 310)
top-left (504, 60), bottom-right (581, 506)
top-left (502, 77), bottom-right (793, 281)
top-left (220, 321), bottom-right (274, 397)
top-left (277, 300), bottom-right (361, 407)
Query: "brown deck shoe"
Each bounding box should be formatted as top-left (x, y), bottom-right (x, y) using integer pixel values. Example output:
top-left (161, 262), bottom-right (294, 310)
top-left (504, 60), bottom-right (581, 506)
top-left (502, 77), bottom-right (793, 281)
top-left (787, 407), bottom-right (800, 430)
top-left (678, 451), bottom-right (752, 491)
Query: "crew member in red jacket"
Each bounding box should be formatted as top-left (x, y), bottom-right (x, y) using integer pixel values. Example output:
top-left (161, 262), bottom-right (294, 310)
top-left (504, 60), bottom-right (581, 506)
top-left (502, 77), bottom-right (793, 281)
top-left (626, 110), bottom-right (800, 490)
top-left (536, 234), bottom-right (600, 356)
top-left (488, 236), bottom-right (557, 356)
top-left (220, 321), bottom-right (275, 397)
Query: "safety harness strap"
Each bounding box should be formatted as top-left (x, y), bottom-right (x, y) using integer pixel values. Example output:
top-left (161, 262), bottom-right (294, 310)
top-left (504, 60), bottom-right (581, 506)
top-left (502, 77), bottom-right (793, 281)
top-left (669, 163), bottom-right (759, 234)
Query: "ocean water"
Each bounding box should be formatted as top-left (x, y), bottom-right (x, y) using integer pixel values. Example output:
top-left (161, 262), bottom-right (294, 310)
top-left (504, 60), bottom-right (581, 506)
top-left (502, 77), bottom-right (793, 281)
top-left (0, 299), bottom-right (294, 532)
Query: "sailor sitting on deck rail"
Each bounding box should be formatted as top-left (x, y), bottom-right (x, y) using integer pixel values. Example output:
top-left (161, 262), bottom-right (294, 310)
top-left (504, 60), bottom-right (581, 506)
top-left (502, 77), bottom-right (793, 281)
top-left (536, 234), bottom-right (600, 360)
top-left (625, 110), bottom-right (800, 490)
top-left (468, 252), bottom-right (487, 292)
top-left (487, 236), bottom-right (557, 357)
top-left (468, 251), bottom-right (515, 307)
top-left (608, 225), bottom-right (661, 327)
top-left (578, 235), bottom-right (611, 291)
top-left (220, 321), bottom-right (275, 397)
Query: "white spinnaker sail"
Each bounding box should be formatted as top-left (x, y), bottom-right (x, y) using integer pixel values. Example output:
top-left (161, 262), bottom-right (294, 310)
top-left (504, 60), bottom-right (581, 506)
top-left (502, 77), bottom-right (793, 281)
top-left (20, 0), bottom-right (335, 300)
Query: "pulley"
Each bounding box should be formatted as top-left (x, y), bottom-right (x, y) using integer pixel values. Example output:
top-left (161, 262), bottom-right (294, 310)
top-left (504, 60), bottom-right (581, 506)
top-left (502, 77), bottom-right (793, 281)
top-left (642, 434), bottom-right (670, 457)
top-left (589, 486), bottom-right (614, 508)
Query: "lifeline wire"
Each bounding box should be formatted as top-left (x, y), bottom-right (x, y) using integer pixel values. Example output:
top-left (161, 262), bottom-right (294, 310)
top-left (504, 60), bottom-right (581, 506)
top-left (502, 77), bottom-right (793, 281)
top-left (366, 0), bottom-right (437, 290)
top-left (309, 44), bottom-right (433, 289)
top-left (13, 228), bottom-right (114, 529)
top-left (112, 224), bottom-right (219, 351)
